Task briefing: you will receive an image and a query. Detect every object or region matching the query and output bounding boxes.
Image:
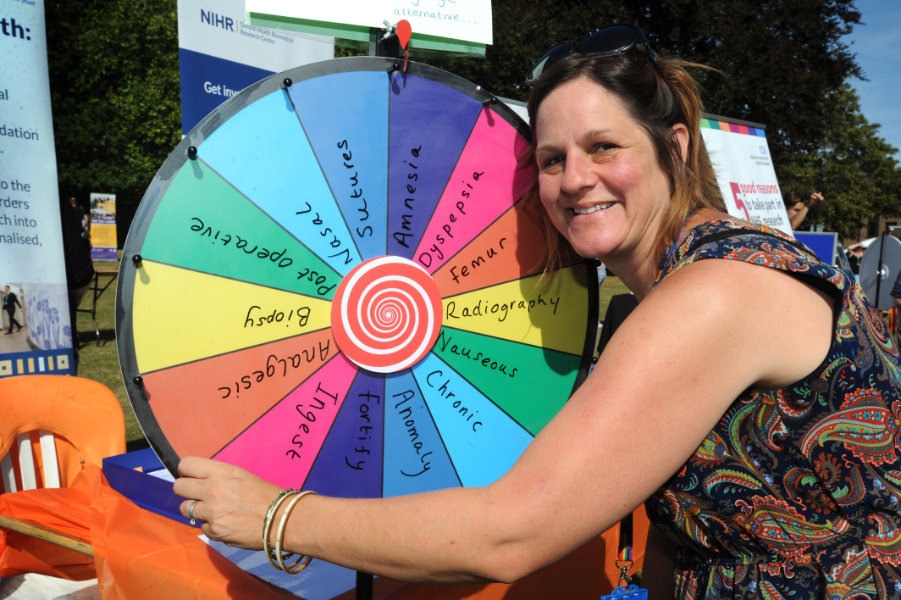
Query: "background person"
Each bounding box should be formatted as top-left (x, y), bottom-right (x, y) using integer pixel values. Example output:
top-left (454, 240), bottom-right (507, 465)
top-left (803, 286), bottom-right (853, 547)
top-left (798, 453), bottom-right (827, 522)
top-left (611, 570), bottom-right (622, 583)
top-left (69, 196), bottom-right (90, 240)
top-left (783, 190), bottom-right (824, 230)
top-left (846, 242), bottom-right (865, 274)
top-left (61, 195), bottom-right (95, 371)
top-left (173, 24), bottom-right (901, 598)
top-left (3, 285), bottom-right (23, 335)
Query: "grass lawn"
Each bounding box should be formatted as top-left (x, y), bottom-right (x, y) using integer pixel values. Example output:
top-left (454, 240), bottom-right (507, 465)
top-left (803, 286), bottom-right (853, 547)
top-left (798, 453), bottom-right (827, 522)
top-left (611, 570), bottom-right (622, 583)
top-left (76, 264), bottom-right (632, 450)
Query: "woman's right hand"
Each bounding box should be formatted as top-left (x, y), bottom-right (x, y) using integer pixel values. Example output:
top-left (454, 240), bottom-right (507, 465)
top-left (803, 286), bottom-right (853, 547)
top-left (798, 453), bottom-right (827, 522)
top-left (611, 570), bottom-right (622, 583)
top-left (173, 456), bottom-right (283, 550)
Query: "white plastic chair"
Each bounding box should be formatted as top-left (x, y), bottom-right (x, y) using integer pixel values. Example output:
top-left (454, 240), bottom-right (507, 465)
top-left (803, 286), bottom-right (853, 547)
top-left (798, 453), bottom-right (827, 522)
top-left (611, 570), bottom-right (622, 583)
top-left (1, 431), bottom-right (63, 493)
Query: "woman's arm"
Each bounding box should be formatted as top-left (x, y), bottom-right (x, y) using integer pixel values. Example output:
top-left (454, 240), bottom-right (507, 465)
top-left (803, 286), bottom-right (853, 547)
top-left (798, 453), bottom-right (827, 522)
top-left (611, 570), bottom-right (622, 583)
top-left (174, 258), bottom-right (835, 583)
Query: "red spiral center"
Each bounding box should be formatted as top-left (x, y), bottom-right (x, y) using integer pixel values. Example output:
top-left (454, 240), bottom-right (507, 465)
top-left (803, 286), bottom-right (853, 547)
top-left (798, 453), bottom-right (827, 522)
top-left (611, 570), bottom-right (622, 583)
top-left (330, 256), bottom-right (443, 373)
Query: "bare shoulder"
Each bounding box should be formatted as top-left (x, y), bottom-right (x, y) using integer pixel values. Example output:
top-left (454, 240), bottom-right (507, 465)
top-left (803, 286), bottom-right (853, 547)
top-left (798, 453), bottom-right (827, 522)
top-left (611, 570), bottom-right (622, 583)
top-left (635, 257), bottom-right (836, 388)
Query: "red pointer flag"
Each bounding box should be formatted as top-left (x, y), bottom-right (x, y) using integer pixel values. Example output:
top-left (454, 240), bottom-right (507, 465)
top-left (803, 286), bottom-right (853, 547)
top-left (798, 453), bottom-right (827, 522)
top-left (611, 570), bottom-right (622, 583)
top-left (396, 19), bottom-right (412, 72)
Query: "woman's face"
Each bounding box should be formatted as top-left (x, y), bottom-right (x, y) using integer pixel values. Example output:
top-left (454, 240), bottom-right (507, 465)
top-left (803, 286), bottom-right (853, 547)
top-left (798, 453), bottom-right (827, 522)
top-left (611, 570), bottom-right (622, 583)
top-left (534, 76), bottom-right (680, 263)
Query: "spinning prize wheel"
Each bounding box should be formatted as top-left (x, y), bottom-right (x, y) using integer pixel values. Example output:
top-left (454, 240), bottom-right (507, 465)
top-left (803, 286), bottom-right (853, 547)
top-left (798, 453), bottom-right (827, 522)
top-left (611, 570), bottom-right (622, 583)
top-left (116, 56), bottom-right (597, 593)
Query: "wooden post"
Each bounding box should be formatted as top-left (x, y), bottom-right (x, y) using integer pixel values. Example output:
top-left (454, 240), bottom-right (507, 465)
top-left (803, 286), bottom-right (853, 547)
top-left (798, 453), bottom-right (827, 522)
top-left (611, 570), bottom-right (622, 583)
top-left (0, 514), bottom-right (94, 557)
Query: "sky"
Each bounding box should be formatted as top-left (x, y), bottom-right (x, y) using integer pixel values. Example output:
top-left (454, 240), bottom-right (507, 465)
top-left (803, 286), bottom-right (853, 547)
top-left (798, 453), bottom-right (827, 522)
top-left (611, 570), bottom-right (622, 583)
top-left (845, 0), bottom-right (901, 162)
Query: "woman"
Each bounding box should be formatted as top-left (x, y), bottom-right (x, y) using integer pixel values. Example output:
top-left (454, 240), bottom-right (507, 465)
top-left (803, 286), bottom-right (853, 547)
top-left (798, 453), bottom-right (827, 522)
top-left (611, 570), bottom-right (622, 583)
top-left (174, 25), bottom-right (901, 597)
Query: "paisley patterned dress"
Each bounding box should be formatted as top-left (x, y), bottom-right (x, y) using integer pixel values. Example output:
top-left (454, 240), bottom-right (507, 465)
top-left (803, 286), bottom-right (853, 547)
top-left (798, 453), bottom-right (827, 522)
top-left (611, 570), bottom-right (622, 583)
top-left (644, 218), bottom-right (901, 599)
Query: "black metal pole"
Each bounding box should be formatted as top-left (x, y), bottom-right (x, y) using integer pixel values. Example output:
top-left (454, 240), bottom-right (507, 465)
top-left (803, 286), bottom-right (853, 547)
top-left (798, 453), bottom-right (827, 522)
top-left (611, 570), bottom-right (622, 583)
top-left (876, 225), bottom-right (890, 308)
top-left (356, 571), bottom-right (374, 600)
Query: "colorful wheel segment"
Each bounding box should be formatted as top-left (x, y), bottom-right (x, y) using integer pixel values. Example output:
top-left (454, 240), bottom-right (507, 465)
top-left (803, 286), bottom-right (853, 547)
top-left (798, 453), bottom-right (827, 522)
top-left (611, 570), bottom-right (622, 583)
top-left (116, 57), bottom-right (598, 577)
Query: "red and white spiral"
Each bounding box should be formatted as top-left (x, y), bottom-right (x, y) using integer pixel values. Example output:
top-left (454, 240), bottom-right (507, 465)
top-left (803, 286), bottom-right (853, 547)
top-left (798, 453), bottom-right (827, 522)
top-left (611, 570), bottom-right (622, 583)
top-left (331, 256), bottom-right (443, 373)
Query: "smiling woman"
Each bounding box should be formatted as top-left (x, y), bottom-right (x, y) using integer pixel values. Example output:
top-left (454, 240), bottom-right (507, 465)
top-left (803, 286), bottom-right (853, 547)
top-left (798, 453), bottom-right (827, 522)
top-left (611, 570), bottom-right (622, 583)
top-left (525, 41), bottom-right (724, 297)
top-left (171, 24), bottom-right (901, 600)
top-left (533, 78), bottom-right (682, 285)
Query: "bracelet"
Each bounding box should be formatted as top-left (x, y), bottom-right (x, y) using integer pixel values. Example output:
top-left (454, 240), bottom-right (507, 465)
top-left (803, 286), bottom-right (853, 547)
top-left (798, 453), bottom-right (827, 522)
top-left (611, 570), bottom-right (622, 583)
top-left (262, 489), bottom-right (298, 569)
top-left (274, 490), bottom-right (317, 573)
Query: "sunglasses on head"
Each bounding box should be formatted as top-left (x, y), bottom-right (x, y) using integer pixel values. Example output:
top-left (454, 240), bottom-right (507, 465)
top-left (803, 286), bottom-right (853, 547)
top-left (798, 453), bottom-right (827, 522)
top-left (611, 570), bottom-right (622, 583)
top-left (526, 23), bottom-right (659, 86)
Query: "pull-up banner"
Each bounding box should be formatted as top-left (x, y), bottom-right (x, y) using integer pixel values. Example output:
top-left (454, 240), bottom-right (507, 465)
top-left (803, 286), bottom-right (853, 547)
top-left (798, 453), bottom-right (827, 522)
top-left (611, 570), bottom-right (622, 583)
top-left (177, 0), bottom-right (334, 134)
top-left (700, 115), bottom-right (792, 234)
top-left (0, 0), bottom-right (75, 377)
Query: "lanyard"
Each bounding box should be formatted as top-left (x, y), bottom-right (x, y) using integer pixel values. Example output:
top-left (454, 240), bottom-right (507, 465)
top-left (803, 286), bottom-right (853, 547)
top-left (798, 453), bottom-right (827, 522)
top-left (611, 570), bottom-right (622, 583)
top-left (601, 511), bottom-right (648, 600)
top-left (615, 512), bottom-right (634, 587)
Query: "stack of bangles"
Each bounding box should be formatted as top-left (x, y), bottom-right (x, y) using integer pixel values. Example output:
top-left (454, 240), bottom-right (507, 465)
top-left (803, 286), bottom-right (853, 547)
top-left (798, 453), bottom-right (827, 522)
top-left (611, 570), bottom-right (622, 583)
top-left (262, 488), bottom-right (318, 573)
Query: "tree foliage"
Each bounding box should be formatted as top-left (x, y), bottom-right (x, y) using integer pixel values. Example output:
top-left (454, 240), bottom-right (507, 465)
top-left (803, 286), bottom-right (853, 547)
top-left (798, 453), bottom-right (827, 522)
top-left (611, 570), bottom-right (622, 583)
top-left (429, 0), bottom-right (900, 238)
top-left (45, 0), bottom-right (181, 243)
top-left (790, 84), bottom-right (901, 238)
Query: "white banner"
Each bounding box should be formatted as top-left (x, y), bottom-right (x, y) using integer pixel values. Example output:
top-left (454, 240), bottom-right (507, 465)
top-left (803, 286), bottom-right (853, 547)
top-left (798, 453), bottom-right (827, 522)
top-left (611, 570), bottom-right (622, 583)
top-left (247, 0), bottom-right (493, 45)
top-left (178, 0), bottom-right (334, 134)
top-left (0, 0), bottom-right (74, 376)
top-left (700, 116), bottom-right (792, 234)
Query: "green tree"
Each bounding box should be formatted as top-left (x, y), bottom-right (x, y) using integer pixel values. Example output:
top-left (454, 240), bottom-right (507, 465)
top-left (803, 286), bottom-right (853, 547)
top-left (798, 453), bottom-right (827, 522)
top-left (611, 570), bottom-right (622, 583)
top-left (41, 0), bottom-right (901, 242)
top-left (780, 84), bottom-right (901, 238)
top-left (45, 0), bottom-right (181, 245)
top-left (429, 0), bottom-right (901, 236)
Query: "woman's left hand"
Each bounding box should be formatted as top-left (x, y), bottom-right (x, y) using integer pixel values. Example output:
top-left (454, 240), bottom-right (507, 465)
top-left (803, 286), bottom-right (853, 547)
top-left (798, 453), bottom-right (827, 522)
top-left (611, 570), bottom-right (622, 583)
top-left (173, 456), bottom-right (282, 549)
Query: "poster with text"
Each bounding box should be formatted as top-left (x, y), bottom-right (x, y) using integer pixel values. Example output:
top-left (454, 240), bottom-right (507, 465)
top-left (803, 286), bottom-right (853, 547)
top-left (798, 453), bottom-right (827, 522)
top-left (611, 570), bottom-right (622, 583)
top-left (246, 0), bottom-right (492, 55)
top-left (177, 0), bottom-right (334, 134)
top-left (0, 0), bottom-right (74, 377)
top-left (700, 116), bottom-right (791, 235)
top-left (89, 192), bottom-right (118, 260)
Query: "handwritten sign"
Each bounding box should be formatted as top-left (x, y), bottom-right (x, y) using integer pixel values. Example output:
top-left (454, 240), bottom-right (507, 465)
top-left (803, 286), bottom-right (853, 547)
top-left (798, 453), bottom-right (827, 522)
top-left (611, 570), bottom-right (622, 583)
top-left (445, 292), bottom-right (561, 323)
top-left (392, 144), bottom-right (426, 251)
top-left (218, 339), bottom-right (332, 400)
top-left (392, 388), bottom-right (437, 477)
top-left (416, 169), bottom-right (482, 269)
top-left (343, 389), bottom-right (381, 472)
top-left (247, 0), bottom-right (493, 54)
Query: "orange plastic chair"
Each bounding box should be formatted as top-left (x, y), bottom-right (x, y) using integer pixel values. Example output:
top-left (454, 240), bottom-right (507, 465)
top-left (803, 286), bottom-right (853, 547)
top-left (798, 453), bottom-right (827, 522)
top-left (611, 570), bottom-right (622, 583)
top-left (0, 375), bottom-right (125, 494)
top-left (0, 374), bottom-right (126, 594)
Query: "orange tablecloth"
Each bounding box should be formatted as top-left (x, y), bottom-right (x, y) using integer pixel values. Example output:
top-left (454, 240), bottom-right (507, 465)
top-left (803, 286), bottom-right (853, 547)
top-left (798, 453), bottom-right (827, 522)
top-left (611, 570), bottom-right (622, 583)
top-left (0, 465), bottom-right (296, 599)
top-left (0, 465), bottom-right (649, 599)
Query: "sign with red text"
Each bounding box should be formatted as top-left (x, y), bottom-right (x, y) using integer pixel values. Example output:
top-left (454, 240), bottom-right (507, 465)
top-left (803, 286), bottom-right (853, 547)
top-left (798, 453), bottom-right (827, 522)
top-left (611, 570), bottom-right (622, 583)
top-left (700, 115), bottom-right (792, 234)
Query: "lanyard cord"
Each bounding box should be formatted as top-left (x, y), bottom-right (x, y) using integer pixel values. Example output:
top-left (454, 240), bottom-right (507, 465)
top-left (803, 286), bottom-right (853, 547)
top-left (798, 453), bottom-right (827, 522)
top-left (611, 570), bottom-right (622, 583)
top-left (615, 511), bottom-right (634, 587)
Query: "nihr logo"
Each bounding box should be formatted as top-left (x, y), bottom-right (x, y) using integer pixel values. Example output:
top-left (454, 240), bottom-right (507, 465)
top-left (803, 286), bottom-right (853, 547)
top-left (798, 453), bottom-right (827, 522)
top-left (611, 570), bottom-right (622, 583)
top-left (200, 9), bottom-right (234, 32)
